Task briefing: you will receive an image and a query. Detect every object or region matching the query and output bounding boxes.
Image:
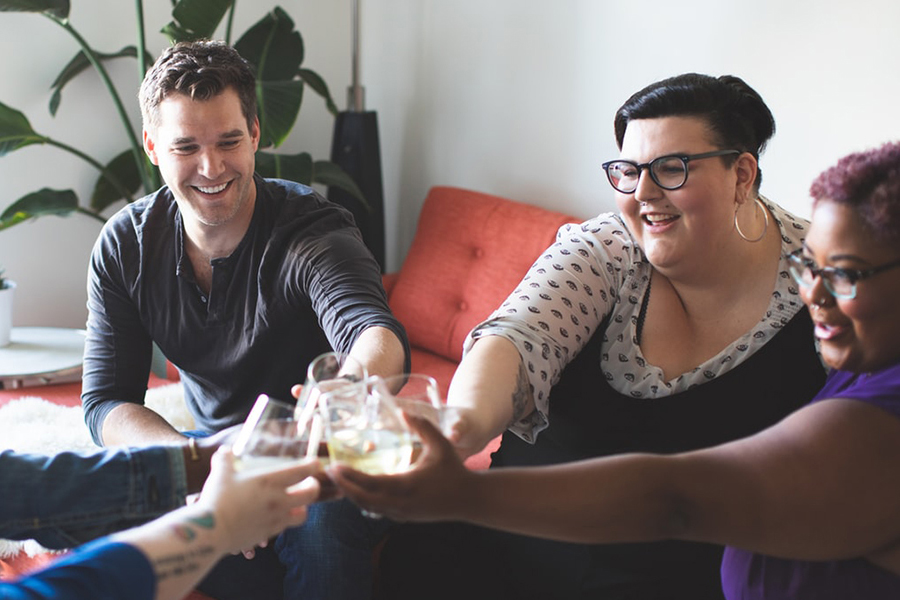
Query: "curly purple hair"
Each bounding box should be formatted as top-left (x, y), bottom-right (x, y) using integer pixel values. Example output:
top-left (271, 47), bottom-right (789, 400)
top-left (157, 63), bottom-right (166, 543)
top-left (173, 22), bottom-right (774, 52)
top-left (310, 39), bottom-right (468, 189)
top-left (809, 141), bottom-right (900, 245)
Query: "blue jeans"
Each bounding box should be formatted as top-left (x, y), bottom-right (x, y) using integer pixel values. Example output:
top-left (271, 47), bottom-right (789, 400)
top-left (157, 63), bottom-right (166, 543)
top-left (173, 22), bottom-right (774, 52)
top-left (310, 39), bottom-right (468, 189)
top-left (196, 499), bottom-right (390, 600)
top-left (276, 498), bottom-right (391, 599)
top-left (0, 447), bottom-right (187, 549)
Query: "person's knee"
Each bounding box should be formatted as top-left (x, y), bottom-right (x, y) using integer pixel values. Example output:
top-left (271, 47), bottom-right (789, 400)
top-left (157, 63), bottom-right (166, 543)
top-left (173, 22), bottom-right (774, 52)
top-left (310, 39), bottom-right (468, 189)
top-left (275, 498), bottom-right (388, 568)
top-left (275, 499), bottom-right (389, 599)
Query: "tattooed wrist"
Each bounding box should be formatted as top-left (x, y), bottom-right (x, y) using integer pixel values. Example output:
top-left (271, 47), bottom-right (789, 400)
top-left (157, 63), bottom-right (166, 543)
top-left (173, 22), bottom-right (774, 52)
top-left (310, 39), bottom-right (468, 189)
top-left (153, 545), bottom-right (216, 581)
top-left (172, 511), bottom-right (216, 542)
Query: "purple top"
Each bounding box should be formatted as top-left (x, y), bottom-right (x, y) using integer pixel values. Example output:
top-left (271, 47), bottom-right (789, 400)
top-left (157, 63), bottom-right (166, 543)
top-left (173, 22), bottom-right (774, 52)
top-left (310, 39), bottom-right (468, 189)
top-left (720, 362), bottom-right (900, 599)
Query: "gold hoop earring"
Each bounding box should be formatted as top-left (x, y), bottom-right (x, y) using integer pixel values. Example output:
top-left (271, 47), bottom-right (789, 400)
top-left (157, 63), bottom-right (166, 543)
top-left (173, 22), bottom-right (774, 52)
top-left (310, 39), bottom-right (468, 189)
top-left (735, 197), bottom-right (769, 243)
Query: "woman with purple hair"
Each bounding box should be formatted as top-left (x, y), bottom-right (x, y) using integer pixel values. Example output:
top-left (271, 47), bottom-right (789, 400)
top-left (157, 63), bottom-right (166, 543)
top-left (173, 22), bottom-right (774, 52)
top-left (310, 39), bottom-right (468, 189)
top-left (332, 141), bottom-right (900, 599)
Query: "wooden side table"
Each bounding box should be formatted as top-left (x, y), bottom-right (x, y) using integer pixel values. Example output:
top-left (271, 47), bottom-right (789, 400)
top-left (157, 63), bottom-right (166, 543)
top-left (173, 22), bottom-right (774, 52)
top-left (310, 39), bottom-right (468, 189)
top-left (0, 327), bottom-right (85, 390)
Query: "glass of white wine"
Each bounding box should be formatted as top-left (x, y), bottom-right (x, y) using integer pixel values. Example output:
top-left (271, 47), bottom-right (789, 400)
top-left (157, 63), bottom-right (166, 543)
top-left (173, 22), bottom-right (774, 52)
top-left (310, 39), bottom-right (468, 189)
top-left (375, 374), bottom-right (445, 463)
top-left (232, 394), bottom-right (325, 476)
top-left (319, 376), bottom-right (415, 476)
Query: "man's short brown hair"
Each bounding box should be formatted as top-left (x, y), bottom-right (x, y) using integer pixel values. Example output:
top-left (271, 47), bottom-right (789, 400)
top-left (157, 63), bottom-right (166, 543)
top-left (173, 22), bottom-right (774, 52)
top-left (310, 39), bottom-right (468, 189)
top-left (139, 40), bottom-right (257, 133)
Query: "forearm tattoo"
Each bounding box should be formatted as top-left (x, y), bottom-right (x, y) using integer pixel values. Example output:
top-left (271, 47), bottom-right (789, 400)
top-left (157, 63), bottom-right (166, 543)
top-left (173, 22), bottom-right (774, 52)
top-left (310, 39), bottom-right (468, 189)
top-left (153, 545), bottom-right (216, 581)
top-left (152, 511), bottom-right (217, 581)
top-left (508, 360), bottom-right (531, 427)
top-left (172, 513), bottom-right (215, 542)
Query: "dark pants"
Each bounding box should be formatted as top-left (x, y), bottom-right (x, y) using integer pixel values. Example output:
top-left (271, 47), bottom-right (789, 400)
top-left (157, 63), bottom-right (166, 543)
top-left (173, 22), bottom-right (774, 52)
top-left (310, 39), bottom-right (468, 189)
top-left (197, 498), bottom-right (390, 600)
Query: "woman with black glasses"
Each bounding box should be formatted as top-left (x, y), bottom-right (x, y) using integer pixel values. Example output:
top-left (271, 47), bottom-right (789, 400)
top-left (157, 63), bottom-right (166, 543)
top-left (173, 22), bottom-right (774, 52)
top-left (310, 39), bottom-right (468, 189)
top-left (336, 140), bottom-right (900, 600)
top-left (374, 73), bottom-right (826, 600)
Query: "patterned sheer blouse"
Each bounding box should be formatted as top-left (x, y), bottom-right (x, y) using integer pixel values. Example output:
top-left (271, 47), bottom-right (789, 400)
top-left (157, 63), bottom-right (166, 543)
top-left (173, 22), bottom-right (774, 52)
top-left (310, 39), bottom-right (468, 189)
top-left (465, 196), bottom-right (814, 442)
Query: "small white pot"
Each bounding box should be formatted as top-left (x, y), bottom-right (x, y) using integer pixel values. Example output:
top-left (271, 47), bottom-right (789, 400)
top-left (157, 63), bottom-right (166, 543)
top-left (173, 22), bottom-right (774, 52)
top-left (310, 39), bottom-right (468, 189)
top-left (0, 280), bottom-right (15, 347)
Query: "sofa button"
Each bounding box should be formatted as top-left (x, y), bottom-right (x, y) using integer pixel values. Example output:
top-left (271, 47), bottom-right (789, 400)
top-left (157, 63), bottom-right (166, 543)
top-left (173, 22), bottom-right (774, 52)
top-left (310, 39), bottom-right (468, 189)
top-left (458, 300), bottom-right (468, 311)
top-left (473, 247), bottom-right (484, 259)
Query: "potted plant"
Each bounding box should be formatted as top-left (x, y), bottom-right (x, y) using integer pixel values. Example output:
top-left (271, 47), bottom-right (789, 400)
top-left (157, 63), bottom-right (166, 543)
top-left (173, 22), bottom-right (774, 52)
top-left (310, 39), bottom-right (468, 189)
top-left (0, 267), bottom-right (14, 347)
top-left (0, 0), bottom-right (363, 232)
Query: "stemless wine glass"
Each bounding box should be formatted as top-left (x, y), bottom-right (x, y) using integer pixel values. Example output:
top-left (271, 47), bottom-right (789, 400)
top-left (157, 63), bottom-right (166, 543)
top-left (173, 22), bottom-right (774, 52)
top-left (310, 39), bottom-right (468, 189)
top-left (375, 374), bottom-right (445, 463)
top-left (319, 375), bottom-right (414, 476)
top-left (378, 373), bottom-right (442, 420)
top-left (294, 352), bottom-right (368, 458)
top-left (232, 394), bottom-right (324, 475)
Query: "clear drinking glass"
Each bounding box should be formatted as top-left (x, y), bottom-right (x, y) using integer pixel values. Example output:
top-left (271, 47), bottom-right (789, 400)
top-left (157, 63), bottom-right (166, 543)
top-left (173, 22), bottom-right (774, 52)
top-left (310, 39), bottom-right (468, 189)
top-left (319, 375), bottom-right (414, 476)
top-left (374, 373), bottom-right (448, 463)
top-left (378, 373), bottom-right (442, 421)
top-left (232, 394), bottom-right (324, 475)
top-left (293, 352), bottom-right (368, 458)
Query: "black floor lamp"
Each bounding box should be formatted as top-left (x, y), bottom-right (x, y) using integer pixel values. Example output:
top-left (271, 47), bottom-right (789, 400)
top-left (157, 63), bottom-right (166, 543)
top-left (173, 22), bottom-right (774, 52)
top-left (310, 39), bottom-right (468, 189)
top-left (327, 0), bottom-right (386, 271)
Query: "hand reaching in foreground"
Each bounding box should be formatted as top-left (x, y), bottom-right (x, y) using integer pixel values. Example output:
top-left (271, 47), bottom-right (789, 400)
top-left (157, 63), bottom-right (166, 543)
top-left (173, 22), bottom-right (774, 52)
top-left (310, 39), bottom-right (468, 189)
top-left (114, 447), bottom-right (320, 600)
top-left (328, 414), bottom-right (477, 522)
top-left (236, 456), bottom-right (340, 559)
top-left (196, 447), bottom-right (320, 554)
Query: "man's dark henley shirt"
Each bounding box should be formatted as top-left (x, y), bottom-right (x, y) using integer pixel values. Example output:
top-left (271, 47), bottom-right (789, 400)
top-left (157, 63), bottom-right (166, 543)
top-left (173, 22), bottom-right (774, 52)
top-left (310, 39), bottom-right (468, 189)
top-left (82, 175), bottom-right (409, 444)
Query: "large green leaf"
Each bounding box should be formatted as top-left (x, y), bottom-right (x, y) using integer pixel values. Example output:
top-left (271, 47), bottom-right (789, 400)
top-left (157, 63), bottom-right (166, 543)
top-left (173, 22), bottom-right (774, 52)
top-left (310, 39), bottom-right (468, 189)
top-left (236, 7), bottom-right (305, 148)
top-left (0, 101), bottom-right (44, 156)
top-left (49, 46), bottom-right (147, 116)
top-left (236, 7), bottom-right (303, 80)
top-left (298, 68), bottom-right (338, 116)
top-left (0, 211), bottom-right (30, 231)
top-left (255, 150), bottom-right (312, 184)
top-left (257, 79), bottom-right (303, 149)
top-left (0, 0), bottom-right (69, 19)
top-left (162, 0), bottom-right (233, 43)
top-left (312, 160), bottom-right (366, 206)
top-left (0, 188), bottom-right (78, 230)
top-left (90, 149), bottom-right (145, 212)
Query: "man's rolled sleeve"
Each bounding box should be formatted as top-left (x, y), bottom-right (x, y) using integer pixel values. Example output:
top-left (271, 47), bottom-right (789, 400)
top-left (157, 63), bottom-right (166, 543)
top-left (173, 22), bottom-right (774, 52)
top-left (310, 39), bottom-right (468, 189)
top-left (300, 227), bottom-right (411, 372)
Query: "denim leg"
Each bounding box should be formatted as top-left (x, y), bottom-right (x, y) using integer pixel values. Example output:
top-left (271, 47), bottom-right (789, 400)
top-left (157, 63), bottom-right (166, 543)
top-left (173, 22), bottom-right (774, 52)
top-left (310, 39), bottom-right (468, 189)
top-left (275, 498), bottom-right (389, 600)
top-left (0, 448), bottom-right (186, 549)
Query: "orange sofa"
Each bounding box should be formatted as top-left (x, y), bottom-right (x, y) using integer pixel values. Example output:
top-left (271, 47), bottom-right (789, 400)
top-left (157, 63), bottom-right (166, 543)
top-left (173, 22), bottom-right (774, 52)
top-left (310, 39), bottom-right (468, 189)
top-left (383, 185), bottom-right (580, 468)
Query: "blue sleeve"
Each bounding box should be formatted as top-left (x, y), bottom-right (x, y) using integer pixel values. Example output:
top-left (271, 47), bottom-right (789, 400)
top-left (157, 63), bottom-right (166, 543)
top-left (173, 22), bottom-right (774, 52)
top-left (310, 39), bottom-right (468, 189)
top-left (0, 448), bottom-right (187, 549)
top-left (0, 540), bottom-right (155, 600)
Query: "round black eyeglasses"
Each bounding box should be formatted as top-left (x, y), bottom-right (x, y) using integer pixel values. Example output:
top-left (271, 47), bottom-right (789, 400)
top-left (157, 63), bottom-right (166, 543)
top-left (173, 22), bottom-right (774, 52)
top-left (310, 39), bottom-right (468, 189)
top-left (601, 149), bottom-right (741, 194)
top-left (787, 248), bottom-right (900, 300)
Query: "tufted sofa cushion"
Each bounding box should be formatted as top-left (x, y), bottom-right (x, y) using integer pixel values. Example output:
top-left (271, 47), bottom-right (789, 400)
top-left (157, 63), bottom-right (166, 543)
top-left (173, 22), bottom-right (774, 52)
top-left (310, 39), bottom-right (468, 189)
top-left (388, 186), bottom-right (579, 365)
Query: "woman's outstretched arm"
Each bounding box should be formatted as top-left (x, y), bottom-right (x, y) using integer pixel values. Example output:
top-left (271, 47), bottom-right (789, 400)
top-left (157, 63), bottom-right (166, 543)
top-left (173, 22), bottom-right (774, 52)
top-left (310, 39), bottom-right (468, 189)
top-left (332, 398), bottom-right (900, 568)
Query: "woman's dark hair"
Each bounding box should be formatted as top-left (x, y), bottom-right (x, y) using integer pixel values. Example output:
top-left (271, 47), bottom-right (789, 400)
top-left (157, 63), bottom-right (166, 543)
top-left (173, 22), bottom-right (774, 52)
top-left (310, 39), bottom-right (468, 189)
top-left (809, 141), bottom-right (900, 246)
top-left (613, 73), bottom-right (776, 191)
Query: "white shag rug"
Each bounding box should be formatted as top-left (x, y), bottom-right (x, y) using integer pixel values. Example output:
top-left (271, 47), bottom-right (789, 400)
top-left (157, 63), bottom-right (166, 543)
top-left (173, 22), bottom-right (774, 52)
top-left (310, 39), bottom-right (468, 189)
top-left (0, 383), bottom-right (192, 558)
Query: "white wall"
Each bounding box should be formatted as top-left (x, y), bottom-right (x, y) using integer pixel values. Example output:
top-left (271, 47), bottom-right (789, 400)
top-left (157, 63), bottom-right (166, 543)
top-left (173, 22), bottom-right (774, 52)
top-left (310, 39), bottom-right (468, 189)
top-left (2, 0), bottom-right (900, 329)
top-left (365, 0), bottom-right (900, 269)
top-left (0, 1), bottom-right (350, 328)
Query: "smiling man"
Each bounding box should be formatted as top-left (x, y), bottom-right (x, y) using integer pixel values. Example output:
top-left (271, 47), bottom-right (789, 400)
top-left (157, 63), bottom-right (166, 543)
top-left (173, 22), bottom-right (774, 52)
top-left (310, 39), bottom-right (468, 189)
top-left (80, 41), bottom-right (409, 600)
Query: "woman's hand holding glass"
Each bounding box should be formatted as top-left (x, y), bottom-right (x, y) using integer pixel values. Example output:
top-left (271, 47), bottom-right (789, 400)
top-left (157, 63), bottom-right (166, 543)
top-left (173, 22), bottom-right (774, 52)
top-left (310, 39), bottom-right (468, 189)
top-left (319, 373), bottom-right (462, 473)
top-left (319, 372), bottom-right (468, 519)
top-left (199, 446), bottom-right (321, 553)
top-left (328, 411), bottom-right (475, 522)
